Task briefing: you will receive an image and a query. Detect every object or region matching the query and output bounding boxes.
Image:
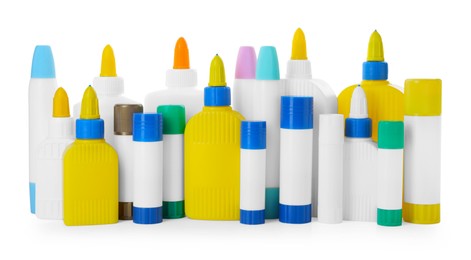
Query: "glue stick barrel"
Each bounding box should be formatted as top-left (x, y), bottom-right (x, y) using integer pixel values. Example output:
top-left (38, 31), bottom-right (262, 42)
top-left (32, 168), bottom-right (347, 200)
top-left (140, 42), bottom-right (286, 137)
top-left (240, 121), bottom-right (267, 225)
top-left (114, 104), bottom-right (143, 220)
top-left (317, 114), bottom-right (344, 224)
top-left (157, 105), bottom-right (186, 219)
top-left (403, 79), bottom-right (442, 224)
top-left (279, 96), bottom-right (313, 224)
top-left (377, 121), bottom-right (404, 227)
top-left (133, 113), bottom-right (163, 224)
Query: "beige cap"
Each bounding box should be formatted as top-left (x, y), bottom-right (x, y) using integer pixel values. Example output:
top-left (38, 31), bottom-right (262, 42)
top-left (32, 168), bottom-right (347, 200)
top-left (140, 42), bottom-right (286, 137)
top-left (114, 104), bottom-right (143, 135)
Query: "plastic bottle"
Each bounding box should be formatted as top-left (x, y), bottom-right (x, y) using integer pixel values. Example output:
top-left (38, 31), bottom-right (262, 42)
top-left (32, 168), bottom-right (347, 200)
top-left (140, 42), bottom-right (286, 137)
top-left (73, 45), bottom-right (137, 148)
top-left (338, 30), bottom-right (403, 142)
top-left (403, 79), bottom-right (442, 224)
top-left (133, 113), bottom-right (164, 224)
top-left (29, 45), bottom-right (57, 213)
top-left (114, 104), bottom-right (143, 220)
top-left (35, 87), bottom-right (74, 220)
top-left (63, 86), bottom-right (118, 226)
top-left (233, 46), bottom-right (257, 117)
top-left (343, 85), bottom-right (378, 222)
top-left (144, 37), bottom-right (203, 122)
top-left (157, 105), bottom-right (186, 219)
top-left (184, 54), bottom-right (244, 220)
top-left (284, 28), bottom-right (338, 217)
top-left (240, 121), bottom-right (266, 225)
top-left (377, 121), bottom-right (404, 227)
top-left (279, 96), bottom-right (313, 224)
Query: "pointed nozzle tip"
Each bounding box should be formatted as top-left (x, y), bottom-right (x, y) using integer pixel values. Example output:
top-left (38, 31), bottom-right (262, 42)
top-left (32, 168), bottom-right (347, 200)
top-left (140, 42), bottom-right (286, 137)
top-left (173, 37), bottom-right (190, 69)
top-left (235, 46), bottom-right (256, 79)
top-left (53, 87), bottom-right (70, 118)
top-left (349, 85), bottom-right (368, 118)
top-left (367, 30), bottom-right (384, 62)
top-left (31, 45), bottom-right (56, 78)
top-left (100, 44), bottom-right (117, 77)
top-left (80, 85), bottom-right (100, 119)
top-left (291, 28), bottom-right (307, 60)
top-left (256, 46), bottom-right (280, 80)
top-left (208, 54), bottom-right (226, 86)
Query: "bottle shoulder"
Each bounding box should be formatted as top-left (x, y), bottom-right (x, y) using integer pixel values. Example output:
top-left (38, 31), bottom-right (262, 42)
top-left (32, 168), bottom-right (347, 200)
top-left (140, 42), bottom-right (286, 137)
top-left (64, 140), bottom-right (117, 158)
top-left (186, 107), bottom-right (244, 129)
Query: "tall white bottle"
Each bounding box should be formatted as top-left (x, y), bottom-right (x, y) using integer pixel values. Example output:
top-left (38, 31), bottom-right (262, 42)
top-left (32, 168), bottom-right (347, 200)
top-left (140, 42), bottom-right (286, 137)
top-left (29, 45), bottom-right (57, 213)
top-left (233, 46), bottom-right (257, 117)
top-left (73, 45), bottom-right (137, 148)
top-left (144, 37), bottom-right (203, 122)
top-left (343, 85), bottom-right (378, 222)
top-left (283, 28), bottom-right (338, 217)
top-left (35, 88), bottom-right (74, 219)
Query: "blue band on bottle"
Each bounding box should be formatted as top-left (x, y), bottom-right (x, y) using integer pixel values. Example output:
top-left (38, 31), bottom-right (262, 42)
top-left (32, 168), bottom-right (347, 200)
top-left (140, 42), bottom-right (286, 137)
top-left (133, 113), bottom-right (162, 142)
top-left (204, 86), bottom-right (231, 106)
top-left (240, 209), bottom-right (265, 225)
top-left (76, 119), bottom-right (104, 139)
top-left (133, 206), bottom-right (163, 224)
top-left (279, 204), bottom-right (312, 224)
top-left (241, 121), bottom-right (266, 150)
top-left (362, 61), bottom-right (388, 80)
top-left (280, 96), bottom-right (313, 130)
top-left (345, 118), bottom-right (372, 138)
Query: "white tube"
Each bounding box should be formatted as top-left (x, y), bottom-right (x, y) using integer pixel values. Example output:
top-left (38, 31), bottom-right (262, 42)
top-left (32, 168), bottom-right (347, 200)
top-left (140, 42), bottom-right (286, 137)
top-left (317, 114), bottom-right (344, 224)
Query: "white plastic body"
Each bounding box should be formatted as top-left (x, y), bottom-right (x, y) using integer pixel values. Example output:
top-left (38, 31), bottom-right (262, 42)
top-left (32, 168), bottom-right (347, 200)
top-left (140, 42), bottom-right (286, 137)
top-left (114, 135), bottom-right (134, 203)
top-left (74, 95), bottom-right (136, 148)
top-left (144, 88), bottom-right (203, 122)
top-left (404, 116), bottom-right (441, 205)
top-left (233, 79), bottom-right (256, 117)
top-left (343, 137), bottom-right (378, 222)
top-left (283, 78), bottom-right (337, 217)
top-left (163, 134), bottom-right (184, 202)
top-left (29, 78), bottom-right (57, 198)
top-left (378, 149), bottom-right (403, 210)
top-left (35, 117), bottom-right (74, 219)
top-left (240, 149), bottom-right (266, 211)
top-left (317, 115), bottom-right (344, 224)
top-left (133, 141), bottom-right (163, 208)
top-left (280, 129), bottom-right (313, 206)
top-left (241, 80), bottom-right (282, 191)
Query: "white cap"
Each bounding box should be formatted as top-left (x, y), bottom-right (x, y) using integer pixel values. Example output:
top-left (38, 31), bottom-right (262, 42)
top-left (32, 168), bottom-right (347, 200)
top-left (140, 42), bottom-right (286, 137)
top-left (93, 76), bottom-right (124, 96)
top-left (349, 85), bottom-right (368, 119)
top-left (286, 60), bottom-right (312, 79)
top-left (166, 69), bottom-right (197, 88)
top-left (319, 114), bottom-right (344, 144)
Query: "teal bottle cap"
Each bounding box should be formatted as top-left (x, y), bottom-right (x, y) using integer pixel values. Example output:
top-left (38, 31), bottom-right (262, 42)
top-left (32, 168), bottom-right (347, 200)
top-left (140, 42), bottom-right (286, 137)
top-left (377, 208), bottom-right (402, 227)
top-left (157, 105), bottom-right (186, 135)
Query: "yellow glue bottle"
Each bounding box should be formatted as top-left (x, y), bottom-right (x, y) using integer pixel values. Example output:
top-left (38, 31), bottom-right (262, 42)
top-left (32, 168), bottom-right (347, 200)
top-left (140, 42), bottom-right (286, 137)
top-left (63, 86), bottom-right (118, 226)
top-left (184, 55), bottom-right (244, 220)
top-left (338, 30), bottom-right (403, 142)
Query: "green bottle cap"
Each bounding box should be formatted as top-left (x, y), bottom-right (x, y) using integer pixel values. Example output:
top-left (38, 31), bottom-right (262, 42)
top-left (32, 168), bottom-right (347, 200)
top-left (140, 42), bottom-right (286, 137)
top-left (378, 121), bottom-right (404, 149)
top-left (163, 201), bottom-right (185, 219)
top-left (377, 208), bottom-right (402, 226)
top-left (157, 105), bottom-right (186, 135)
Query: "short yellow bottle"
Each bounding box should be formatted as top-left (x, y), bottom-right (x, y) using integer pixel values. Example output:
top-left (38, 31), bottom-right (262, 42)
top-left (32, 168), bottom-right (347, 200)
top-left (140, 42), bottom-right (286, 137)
top-left (338, 30), bottom-right (403, 142)
top-left (63, 86), bottom-right (118, 226)
top-left (184, 55), bottom-right (244, 220)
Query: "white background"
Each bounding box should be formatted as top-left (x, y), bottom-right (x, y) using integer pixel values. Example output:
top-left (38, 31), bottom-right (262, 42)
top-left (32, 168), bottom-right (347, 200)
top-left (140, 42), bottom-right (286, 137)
top-left (0, 0), bottom-right (469, 258)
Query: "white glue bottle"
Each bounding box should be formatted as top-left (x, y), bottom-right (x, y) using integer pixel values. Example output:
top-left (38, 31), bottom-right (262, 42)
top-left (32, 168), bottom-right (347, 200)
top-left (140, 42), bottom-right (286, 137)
top-left (240, 121), bottom-right (267, 225)
top-left (233, 46), bottom-right (257, 117)
top-left (343, 85), bottom-right (378, 222)
top-left (284, 28), bottom-right (338, 217)
top-left (279, 96), bottom-right (313, 224)
top-left (377, 121), bottom-right (404, 227)
top-left (157, 105), bottom-right (186, 219)
top-left (74, 45), bottom-right (137, 148)
top-left (35, 87), bottom-right (74, 220)
top-left (144, 37), bottom-right (203, 122)
top-left (317, 114), bottom-right (344, 224)
top-left (133, 113), bottom-right (163, 224)
top-left (114, 104), bottom-right (143, 220)
top-left (403, 79), bottom-right (442, 224)
top-left (29, 45), bottom-right (57, 214)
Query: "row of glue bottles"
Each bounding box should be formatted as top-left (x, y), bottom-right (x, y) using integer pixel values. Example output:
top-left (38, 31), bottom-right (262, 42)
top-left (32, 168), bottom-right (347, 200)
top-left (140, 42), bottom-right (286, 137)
top-left (29, 28), bottom-right (441, 226)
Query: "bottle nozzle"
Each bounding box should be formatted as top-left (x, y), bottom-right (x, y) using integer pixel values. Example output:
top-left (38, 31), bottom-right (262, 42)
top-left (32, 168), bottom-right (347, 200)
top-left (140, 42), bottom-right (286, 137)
top-left (100, 44), bottom-right (117, 77)
top-left (291, 28), bottom-right (308, 60)
top-left (208, 54), bottom-right (226, 86)
top-left (367, 30), bottom-right (384, 62)
top-left (173, 37), bottom-right (190, 69)
top-left (349, 85), bottom-right (368, 118)
top-left (80, 86), bottom-right (100, 119)
top-left (53, 87), bottom-right (70, 118)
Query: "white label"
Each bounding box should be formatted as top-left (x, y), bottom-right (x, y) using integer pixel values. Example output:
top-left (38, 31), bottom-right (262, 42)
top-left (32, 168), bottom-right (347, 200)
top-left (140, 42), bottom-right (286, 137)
top-left (280, 129), bottom-right (313, 205)
top-left (377, 149), bottom-right (403, 210)
top-left (240, 149), bottom-right (266, 211)
top-left (115, 135), bottom-right (134, 202)
top-left (404, 116), bottom-right (441, 204)
top-left (163, 134), bottom-right (184, 201)
top-left (133, 141), bottom-right (163, 208)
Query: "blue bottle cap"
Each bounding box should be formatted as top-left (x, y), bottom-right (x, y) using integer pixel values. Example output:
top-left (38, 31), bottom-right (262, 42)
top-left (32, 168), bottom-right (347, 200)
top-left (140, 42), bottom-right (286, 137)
top-left (280, 96), bottom-right (313, 130)
top-left (279, 204), bottom-right (312, 224)
top-left (133, 113), bottom-right (162, 142)
top-left (256, 46), bottom-right (280, 80)
top-left (204, 86), bottom-right (231, 106)
top-left (133, 206), bottom-right (163, 224)
top-left (31, 45), bottom-right (56, 78)
top-left (240, 209), bottom-right (265, 225)
top-left (362, 61), bottom-right (388, 80)
top-left (241, 121), bottom-right (266, 150)
top-left (345, 118), bottom-right (372, 138)
top-left (76, 119), bottom-right (105, 139)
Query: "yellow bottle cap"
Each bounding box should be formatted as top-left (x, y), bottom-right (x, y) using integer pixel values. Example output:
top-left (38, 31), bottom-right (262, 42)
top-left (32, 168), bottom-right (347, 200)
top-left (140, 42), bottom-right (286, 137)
top-left (100, 44), bottom-right (117, 77)
top-left (80, 86), bottom-right (100, 119)
top-left (367, 30), bottom-right (384, 62)
top-left (291, 28), bottom-right (308, 60)
top-left (208, 54), bottom-right (226, 86)
top-left (404, 79), bottom-right (442, 116)
top-left (52, 87), bottom-right (70, 117)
